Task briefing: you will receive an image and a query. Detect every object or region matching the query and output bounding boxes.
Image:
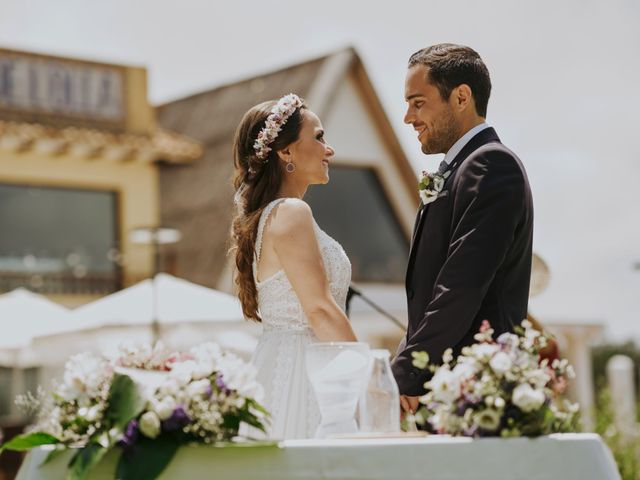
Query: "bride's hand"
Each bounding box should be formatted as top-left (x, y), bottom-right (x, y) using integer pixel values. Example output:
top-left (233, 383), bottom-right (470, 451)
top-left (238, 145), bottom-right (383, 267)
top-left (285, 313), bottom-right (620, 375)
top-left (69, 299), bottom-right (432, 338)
top-left (400, 395), bottom-right (420, 414)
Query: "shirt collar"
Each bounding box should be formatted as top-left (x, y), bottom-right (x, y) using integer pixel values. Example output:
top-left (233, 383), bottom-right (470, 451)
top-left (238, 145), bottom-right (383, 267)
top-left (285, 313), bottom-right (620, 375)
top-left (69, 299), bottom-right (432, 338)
top-left (443, 122), bottom-right (490, 165)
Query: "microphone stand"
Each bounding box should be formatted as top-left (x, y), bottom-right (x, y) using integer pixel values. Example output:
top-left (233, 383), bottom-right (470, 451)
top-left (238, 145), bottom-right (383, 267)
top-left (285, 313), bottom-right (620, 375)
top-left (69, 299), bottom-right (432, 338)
top-left (347, 285), bottom-right (406, 332)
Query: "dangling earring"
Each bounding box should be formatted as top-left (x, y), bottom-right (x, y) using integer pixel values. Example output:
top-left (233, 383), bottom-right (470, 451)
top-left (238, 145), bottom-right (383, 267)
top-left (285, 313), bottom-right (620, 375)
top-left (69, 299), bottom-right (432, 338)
top-left (285, 162), bottom-right (296, 173)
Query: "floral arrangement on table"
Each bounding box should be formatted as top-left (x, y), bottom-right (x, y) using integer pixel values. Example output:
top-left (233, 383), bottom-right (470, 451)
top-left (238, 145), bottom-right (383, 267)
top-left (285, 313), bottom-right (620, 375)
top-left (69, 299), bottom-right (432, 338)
top-left (0, 342), bottom-right (269, 480)
top-left (409, 320), bottom-right (580, 437)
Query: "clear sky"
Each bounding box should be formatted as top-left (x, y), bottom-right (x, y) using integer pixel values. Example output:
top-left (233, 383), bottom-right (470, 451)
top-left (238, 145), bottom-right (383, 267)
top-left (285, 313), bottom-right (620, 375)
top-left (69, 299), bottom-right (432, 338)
top-left (1, 0), bottom-right (639, 341)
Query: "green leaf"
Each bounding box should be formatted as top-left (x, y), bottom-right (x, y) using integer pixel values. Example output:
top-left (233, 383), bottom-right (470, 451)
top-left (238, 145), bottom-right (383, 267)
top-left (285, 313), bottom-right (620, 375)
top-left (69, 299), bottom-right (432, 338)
top-left (239, 414), bottom-right (267, 432)
top-left (42, 446), bottom-right (66, 465)
top-left (67, 443), bottom-right (108, 480)
top-left (105, 373), bottom-right (146, 430)
top-left (248, 401), bottom-right (270, 417)
top-left (116, 435), bottom-right (179, 480)
top-left (222, 414), bottom-right (241, 431)
top-left (0, 432), bottom-right (60, 452)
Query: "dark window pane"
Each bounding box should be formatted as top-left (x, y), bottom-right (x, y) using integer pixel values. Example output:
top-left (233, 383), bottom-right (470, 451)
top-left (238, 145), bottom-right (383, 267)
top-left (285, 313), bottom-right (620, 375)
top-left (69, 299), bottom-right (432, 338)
top-left (23, 368), bottom-right (39, 396)
top-left (0, 367), bottom-right (11, 416)
top-left (0, 183), bottom-right (119, 294)
top-left (306, 167), bottom-right (409, 283)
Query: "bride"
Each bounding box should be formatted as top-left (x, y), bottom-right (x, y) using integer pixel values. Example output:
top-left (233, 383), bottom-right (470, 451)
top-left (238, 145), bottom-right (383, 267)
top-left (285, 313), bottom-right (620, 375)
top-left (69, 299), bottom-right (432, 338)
top-left (230, 94), bottom-right (357, 439)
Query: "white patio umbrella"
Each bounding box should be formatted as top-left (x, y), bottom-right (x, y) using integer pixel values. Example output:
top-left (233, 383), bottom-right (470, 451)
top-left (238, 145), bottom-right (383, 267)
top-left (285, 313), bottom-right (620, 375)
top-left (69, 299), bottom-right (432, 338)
top-left (66, 273), bottom-right (255, 353)
top-left (70, 273), bottom-right (244, 327)
top-left (0, 288), bottom-right (75, 365)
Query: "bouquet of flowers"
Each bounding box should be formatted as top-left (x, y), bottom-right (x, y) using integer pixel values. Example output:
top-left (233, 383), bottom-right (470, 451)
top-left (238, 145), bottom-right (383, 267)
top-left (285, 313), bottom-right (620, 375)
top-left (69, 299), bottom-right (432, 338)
top-left (1, 341), bottom-right (269, 480)
top-left (410, 320), bottom-right (579, 437)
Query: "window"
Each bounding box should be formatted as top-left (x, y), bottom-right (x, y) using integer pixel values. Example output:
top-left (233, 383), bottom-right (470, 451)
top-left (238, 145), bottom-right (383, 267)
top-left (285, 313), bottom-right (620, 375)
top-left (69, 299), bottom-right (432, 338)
top-left (0, 367), bottom-right (11, 416)
top-left (305, 166), bottom-right (409, 283)
top-left (0, 183), bottom-right (120, 294)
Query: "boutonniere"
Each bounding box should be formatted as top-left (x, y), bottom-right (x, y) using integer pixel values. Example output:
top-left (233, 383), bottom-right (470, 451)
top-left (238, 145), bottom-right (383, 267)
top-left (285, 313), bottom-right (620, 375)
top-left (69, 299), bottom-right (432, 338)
top-left (418, 169), bottom-right (451, 205)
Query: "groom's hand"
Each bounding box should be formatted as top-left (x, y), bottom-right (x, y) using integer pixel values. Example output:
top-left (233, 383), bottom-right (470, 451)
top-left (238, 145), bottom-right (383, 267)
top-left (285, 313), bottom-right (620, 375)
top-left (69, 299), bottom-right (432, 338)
top-left (400, 395), bottom-right (420, 414)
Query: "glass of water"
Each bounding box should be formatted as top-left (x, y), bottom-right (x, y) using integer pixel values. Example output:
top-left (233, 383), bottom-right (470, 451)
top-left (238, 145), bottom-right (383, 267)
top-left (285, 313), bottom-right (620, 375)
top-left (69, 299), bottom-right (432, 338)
top-left (305, 342), bottom-right (370, 438)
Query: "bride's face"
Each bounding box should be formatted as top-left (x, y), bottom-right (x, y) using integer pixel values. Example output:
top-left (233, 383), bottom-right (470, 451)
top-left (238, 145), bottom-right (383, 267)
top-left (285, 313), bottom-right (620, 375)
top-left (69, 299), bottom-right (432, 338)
top-left (286, 110), bottom-right (335, 185)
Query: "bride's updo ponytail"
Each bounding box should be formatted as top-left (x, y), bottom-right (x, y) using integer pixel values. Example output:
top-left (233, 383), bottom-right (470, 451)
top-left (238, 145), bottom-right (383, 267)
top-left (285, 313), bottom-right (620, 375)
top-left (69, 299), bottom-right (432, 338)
top-left (230, 98), bottom-right (306, 322)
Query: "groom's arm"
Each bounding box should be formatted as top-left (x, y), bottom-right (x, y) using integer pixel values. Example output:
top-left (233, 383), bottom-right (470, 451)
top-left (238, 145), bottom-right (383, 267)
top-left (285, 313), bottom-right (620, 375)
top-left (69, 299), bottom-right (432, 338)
top-left (392, 147), bottom-right (527, 395)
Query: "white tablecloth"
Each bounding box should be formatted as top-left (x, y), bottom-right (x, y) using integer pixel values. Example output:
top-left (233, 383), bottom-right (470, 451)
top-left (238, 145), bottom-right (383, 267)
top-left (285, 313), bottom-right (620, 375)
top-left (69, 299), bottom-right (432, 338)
top-left (16, 433), bottom-right (620, 480)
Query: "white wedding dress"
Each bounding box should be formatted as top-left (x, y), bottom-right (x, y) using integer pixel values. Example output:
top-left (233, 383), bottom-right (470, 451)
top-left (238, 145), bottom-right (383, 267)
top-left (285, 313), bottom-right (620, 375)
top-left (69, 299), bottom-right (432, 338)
top-left (247, 198), bottom-right (351, 440)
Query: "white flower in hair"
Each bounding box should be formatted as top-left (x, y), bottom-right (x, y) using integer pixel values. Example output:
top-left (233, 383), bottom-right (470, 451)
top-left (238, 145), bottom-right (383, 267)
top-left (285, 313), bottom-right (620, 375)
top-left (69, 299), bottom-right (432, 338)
top-left (253, 93), bottom-right (304, 161)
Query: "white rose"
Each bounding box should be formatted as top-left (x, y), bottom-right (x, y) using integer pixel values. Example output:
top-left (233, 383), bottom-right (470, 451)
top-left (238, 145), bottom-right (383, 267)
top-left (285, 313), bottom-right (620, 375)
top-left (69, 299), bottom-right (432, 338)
top-left (525, 368), bottom-right (551, 389)
top-left (139, 411), bottom-right (161, 439)
top-left (191, 360), bottom-right (214, 380)
top-left (169, 360), bottom-right (197, 386)
top-left (489, 351), bottom-right (512, 376)
top-left (159, 378), bottom-right (180, 397)
top-left (512, 383), bottom-right (546, 413)
top-left (217, 355), bottom-right (261, 398)
top-left (187, 379), bottom-right (211, 398)
top-left (433, 176), bottom-right (444, 192)
top-left (153, 396), bottom-right (177, 421)
top-left (472, 343), bottom-right (500, 360)
top-left (452, 360), bottom-right (477, 380)
top-left (496, 332), bottom-right (519, 350)
top-left (428, 368), bottom-right (461, 404)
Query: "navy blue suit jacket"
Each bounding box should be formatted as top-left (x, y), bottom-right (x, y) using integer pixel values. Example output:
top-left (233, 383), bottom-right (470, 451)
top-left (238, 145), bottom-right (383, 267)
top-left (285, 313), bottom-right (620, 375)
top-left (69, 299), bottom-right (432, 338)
top-left (391, 127), bottom-right (534, 395)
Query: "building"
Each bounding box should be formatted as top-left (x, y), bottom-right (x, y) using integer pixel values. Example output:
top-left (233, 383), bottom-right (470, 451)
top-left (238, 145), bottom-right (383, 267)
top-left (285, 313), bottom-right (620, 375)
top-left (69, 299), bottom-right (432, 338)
top-left (0, 47), bottom-right (202, 307)
top-left (0, 48), bottom-right (202, 452)
top-left (157, 48), bottom-right (419, 348)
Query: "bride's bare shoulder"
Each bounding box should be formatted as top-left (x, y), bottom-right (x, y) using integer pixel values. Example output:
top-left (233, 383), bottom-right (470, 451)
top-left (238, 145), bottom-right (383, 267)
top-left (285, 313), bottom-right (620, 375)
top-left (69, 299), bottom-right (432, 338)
top-left (269, 198), bottom-right (314, 238)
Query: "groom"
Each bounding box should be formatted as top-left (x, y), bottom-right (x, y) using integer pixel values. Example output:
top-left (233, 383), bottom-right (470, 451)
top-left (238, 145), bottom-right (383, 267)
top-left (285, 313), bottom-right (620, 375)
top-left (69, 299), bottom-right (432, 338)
top-left (391, 44), bottom-right (534, 414)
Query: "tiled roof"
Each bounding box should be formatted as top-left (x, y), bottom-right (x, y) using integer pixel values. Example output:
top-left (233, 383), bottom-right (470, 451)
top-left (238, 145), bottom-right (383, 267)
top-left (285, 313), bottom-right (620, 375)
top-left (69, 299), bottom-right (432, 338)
top-left (0, 119), bottom-right (202, 163)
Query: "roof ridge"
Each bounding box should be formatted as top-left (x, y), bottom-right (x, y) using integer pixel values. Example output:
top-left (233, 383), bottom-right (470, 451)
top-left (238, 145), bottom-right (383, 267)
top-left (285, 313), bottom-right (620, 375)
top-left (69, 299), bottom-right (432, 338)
top-left (157, 46), bottom-right (358, 109)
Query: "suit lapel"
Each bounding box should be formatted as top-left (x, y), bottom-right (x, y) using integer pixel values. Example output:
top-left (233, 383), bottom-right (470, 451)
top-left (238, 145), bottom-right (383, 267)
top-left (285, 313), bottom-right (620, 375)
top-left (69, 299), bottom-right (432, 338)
top-left (410, 202), bottom-right (424, 245)
top-left (406, 127), bottom-right (501, 281)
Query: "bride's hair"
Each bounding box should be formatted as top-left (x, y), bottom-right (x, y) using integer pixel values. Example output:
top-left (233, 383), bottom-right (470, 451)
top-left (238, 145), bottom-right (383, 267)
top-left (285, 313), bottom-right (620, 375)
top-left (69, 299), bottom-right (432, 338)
top-left (230, 99), bottom-right (307, 322)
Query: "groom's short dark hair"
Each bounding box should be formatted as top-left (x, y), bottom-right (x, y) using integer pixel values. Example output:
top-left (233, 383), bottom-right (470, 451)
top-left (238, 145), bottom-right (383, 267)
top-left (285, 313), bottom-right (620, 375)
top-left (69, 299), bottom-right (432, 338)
top-left (409, 44), bottom-right (491, 117)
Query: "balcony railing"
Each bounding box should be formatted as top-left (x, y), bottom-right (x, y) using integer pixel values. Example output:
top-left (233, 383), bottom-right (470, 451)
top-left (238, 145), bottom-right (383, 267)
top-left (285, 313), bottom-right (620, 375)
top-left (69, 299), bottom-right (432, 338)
top-left (0, 272), bottom-right (120, 295)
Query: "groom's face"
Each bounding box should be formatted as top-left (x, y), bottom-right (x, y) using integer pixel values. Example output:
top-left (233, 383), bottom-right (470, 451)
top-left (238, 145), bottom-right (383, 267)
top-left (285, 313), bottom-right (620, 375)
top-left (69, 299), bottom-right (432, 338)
top-left (404, 65), bottom-right (459, 155)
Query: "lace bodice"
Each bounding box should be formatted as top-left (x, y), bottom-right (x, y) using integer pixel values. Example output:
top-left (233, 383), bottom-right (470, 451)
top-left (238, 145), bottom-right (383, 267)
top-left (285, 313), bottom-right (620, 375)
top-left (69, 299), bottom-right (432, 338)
top-left (253, 198), bottom-right (351, 330)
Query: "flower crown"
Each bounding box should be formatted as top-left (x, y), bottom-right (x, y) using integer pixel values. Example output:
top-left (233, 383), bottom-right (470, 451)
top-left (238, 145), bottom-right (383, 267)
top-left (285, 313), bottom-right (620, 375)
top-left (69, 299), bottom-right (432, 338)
top-left (253, 93), bottom-right (304, 161)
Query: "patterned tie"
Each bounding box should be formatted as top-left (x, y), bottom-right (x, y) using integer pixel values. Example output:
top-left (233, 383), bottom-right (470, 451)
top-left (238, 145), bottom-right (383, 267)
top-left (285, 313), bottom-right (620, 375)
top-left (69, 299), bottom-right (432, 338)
top-left (437, 160), bottom-right (449, 176)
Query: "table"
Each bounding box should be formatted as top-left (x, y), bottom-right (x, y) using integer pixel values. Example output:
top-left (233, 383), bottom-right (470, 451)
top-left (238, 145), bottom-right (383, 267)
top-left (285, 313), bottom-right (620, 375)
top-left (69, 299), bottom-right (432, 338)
top-left (16, 433), bottom-right (620, 480)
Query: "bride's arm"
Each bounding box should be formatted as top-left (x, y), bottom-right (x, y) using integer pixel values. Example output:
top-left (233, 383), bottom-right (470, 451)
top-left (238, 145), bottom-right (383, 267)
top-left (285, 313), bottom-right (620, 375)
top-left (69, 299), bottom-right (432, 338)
top-left (269, 199), bottom-right (357, 342)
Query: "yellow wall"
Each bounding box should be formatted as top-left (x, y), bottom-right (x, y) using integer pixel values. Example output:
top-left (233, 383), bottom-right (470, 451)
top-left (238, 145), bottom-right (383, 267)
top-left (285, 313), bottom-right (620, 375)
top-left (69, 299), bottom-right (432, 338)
top-left (124, 66), bottom-right (156, 134)
top-left (0, 149), bottom-right (159, 303)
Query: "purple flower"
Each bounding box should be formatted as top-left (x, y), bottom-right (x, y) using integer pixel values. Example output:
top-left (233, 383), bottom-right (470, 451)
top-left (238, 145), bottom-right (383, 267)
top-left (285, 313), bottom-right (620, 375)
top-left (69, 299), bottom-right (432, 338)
top-left (216, 374), bottom-right (231, 395)
top-left (463, 393), bottom-right (480, 405)
top-left (119, 419), bottom-right (139, 449)
top-left (162, 405), bottom-right (191, 431)
top-left (456, 401), bottom-right (469, 417)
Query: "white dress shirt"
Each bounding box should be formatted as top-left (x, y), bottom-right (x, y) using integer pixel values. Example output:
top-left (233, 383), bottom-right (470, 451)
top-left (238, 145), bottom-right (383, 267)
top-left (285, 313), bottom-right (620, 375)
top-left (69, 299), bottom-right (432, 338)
top-left (443, 122), bottom-right (491, 166)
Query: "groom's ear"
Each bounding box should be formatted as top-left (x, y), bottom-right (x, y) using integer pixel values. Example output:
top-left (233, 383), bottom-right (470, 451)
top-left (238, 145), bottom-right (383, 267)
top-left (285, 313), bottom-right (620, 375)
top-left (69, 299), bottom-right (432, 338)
top-left (452, 84), bottom-right (474, 112)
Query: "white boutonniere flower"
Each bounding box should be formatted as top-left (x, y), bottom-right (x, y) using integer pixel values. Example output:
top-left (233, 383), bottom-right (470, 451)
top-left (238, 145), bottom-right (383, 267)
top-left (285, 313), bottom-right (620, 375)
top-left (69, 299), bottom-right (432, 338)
top-left (418, 169), bottom-right (450, 205)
